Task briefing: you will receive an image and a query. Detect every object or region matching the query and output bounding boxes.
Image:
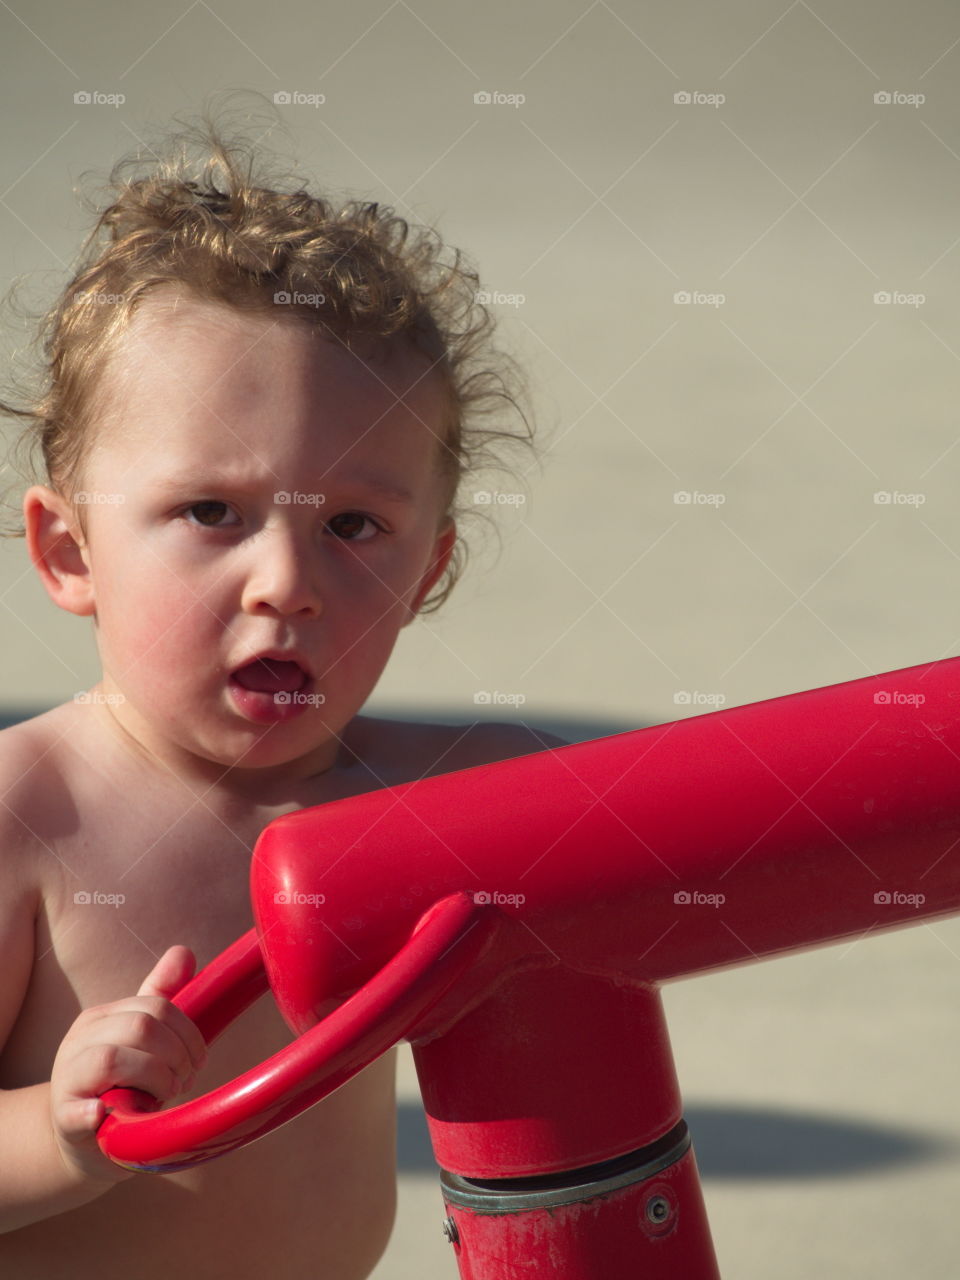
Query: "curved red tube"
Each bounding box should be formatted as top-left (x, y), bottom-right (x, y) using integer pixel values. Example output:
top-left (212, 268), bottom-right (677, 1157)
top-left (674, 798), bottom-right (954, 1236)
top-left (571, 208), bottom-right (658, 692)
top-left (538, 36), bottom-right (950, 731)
top-left (97, 893), bottom-right (494, 1170)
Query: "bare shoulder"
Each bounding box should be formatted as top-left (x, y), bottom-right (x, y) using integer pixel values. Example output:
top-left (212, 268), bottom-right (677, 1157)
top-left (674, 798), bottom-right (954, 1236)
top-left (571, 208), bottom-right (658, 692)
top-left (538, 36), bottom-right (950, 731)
top-left (347, 714), bottom-right (568, 783)
top-left (0, 712), bottom-right (67, 1055)
top-left (0, 704), bottom-right (78, 845)
top-left (0, 710), bottom-right (64, 840)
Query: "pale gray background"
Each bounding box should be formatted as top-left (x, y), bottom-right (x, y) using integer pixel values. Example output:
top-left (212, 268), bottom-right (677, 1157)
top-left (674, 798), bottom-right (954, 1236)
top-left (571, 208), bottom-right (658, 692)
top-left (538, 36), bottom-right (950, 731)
top-left (1, 3), bottom-right (960, 1276)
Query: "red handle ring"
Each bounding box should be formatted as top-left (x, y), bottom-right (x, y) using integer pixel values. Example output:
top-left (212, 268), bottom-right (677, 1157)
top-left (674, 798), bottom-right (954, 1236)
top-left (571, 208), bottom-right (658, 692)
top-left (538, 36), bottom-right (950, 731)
top-left (97, 892), bottom-right (492, 1172)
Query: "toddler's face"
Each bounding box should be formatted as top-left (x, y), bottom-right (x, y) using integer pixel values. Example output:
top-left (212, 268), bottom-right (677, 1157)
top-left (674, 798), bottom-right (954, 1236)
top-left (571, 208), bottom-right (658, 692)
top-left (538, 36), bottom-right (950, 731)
top-left (60, 292), bottom-right (455, 777)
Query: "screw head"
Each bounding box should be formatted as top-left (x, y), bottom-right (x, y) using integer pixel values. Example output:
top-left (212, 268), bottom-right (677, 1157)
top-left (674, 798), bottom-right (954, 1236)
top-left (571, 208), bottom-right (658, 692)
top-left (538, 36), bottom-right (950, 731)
top-left (646, 1194), bottom-right (671, 1224)
top-left (442, 1215), bottom-right (460, 1245)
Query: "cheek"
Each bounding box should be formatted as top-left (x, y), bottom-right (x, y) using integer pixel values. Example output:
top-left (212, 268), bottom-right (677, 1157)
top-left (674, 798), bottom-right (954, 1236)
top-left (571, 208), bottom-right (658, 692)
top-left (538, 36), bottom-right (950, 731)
top-left (348, 526), bottom-right (443, 599)
top-left (95, 553), bottom-right (223, 671)
top-left (334, 560), bottom-right (424, 632)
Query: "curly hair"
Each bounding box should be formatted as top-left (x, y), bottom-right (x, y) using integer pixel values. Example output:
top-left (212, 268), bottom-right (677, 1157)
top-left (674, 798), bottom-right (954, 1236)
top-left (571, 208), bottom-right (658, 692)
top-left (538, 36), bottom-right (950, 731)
top-left (0, 117), bottom-right (534, 611)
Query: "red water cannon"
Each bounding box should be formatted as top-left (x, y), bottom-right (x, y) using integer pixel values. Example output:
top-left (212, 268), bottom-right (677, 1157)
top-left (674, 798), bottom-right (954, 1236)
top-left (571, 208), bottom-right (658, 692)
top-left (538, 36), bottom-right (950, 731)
top-left (97, 656), bottom-right (960, 1278)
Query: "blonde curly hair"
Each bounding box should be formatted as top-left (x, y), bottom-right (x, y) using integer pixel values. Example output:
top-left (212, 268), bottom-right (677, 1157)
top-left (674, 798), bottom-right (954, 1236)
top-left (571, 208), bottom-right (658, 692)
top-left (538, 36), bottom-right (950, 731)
top-left (0, 117), bottom-right (533, 611)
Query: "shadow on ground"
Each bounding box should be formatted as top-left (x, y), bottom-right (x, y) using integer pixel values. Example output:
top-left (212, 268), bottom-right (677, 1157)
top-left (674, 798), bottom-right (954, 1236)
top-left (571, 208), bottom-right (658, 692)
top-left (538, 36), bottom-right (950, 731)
top-left (397, 1100), bottom-right (955, 1179)
top-left (0, 706), bottom-right (644, 744)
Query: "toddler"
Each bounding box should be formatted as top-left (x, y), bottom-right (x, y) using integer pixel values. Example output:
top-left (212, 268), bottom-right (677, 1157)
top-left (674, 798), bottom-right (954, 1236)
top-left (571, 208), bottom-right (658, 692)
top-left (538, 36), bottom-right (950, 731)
top-left (0, 121), bottom-right (560, 1278)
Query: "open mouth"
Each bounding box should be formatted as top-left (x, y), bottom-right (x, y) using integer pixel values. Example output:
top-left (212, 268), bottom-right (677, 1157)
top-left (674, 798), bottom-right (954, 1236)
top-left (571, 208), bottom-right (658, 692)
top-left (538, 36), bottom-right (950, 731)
top-left (230, 658), bottom-right (311, 696)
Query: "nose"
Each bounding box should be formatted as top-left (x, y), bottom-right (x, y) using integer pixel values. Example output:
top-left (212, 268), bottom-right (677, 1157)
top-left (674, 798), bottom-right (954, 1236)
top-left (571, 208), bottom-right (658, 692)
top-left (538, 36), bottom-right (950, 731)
top-left (239, 526), bottom-right (323, 618)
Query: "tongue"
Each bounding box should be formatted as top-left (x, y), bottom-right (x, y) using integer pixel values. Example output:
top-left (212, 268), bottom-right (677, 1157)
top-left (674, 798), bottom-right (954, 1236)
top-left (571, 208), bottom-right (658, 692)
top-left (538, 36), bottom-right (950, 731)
top-left (232, 659), bottom-right (306, 694)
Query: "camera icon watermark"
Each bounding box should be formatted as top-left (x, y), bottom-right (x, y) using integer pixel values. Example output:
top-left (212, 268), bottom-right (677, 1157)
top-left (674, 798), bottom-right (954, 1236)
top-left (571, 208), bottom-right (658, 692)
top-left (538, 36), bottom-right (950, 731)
top-left (873, 90), bottom-right (925, 108)
top-left (473, 490), bottom-right (526, 505)
top-left (474, 289), bottom-right (526, 308)
top-left (473, 690), bottom-right (526, 706)
top-left (872, 690), bottom-right (925, 706)
top-left (674, 889), bottom-right (726, 907)
top-left (472, 890), bottom-right (525, 907)
top-left (473, 90), bottom-right (525, 107)
top-left (73, 490), bottom-right (125, 505)
top-left (273, 90), bottom-right (326, 107)
top-left (74, 90), bottom-right (125, 108)
top-left (273, 690), bottom-right (326, 707)
top-left (873, 889), bottom-right (925, 907)
top-left (673, 690), bottom-right (726, 707)
top-left (274, 490), bottom-right (326, 505)
top-left (74, 890), bottom-right (126, 907)
top-left (674, 90), bottom-right (725, 108)
top-left (673, 490), bottom-right (726, 506)
top-left (873, 290), bottom-right (925, 308)
top-left (273, 291), bottom-right (326, 307)
top-left (873, 491), bottom-right (925, 506)
top-left (673, 290), bottom-right (725, 307)
top-left (73, 290), bottom-right (126, 305)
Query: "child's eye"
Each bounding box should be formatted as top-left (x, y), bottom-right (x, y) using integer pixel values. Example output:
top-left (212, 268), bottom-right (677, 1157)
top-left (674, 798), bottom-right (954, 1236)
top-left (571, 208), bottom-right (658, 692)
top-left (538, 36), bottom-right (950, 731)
top-left (326, 512), bottom-right (383, 541)
top-left (182, 501), bottom-right (238, 527)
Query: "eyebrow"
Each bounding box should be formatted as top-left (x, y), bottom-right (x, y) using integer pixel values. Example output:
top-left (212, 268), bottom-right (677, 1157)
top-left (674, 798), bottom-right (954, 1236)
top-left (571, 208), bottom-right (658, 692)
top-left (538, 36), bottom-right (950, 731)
top-left (338, 472), bottom-right (415, 504)
top-left (152, 470), bottom-right (415, 504)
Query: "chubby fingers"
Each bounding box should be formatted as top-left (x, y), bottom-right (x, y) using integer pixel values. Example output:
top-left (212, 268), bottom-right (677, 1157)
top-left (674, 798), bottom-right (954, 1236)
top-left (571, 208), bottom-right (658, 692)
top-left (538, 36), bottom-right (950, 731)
top-left (137, 944), bottom-right (197, 1001)
top-left (135, 945), bottom-right (208, 1072)
top-left (59, 998), bottom-right (208, 1109)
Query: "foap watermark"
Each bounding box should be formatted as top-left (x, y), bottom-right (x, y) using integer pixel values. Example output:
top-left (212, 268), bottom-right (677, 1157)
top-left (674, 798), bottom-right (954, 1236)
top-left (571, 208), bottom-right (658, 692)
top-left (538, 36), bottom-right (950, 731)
top-left (674, 90), bottom-right (725, 108)
top-left (873, 690), bottom-right (925, 707)
top-left (73, 690), bottom-right (126, 706)
top-left (674, 290), bottom-right (725, 307)
top-left (274, 290), bottom-right (326, 307)
top-left (473, 890), bottom-right (526, 907)
top-left (74, 490), bottom-right (125, 505)
top-left (74, 90), bottom-right (125, 108)
top-left (273, 90), bottom-right (326, 107)
top-left (674, 490), bottom-right (725, 506)
top-left (274, 690), bottom-right (326, 707)
top-left (74, 890), bottom-right (125, 907)
top-left (473, 490), bottom-right (525, 505)
top-left (473, 90), bottom-right (525, 108)
top-left (274, 890), bottom-right (326, 905)
top-left (674, 889), bottom-right (726, 907)
top-left (274, 490), bottom-right (326, 506)
top-left (874, 889), bottom-right (925, 907)
top-left (874, 290), bottom-right (925, 308)
top-left (474, 690), bottom-right (526, 706)
top-left (475, 289), bottom-right (526, 308)
top-left (73, 290), bottom-right (126, 305)
top-left (874, 90), bottom-right (925, 108)
top-left (674, 691), bottom-right (726, 708)
top-left (874, 490), bottom-right (925, 506)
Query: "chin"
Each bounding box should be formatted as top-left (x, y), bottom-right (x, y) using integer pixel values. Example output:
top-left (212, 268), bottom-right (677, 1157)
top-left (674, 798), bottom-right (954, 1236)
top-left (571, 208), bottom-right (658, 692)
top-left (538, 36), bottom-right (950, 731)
top-left (216, 725), bottom-right (341, 771)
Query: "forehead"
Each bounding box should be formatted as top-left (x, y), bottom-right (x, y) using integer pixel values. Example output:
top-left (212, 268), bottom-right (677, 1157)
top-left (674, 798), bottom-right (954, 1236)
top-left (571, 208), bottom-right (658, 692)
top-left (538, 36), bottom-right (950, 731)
top-left (88, 290), bottom-right (451, 476)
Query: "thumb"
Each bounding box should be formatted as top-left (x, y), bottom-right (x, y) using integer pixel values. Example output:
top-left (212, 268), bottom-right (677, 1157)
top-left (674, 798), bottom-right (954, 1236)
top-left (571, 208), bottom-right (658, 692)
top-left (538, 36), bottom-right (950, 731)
top-left (137, 944), bottom-right (196, 999)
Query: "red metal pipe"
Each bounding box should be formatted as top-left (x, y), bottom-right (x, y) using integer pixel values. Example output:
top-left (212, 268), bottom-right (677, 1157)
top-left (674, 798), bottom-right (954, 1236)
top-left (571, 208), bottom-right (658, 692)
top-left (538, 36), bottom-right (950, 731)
top-left (96, 654), bottom-right (960, 1277)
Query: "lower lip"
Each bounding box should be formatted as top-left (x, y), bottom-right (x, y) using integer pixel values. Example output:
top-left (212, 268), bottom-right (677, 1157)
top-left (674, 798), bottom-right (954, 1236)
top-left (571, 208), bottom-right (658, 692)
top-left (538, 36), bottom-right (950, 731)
top-left (228, 675), bottom-right (317, 724)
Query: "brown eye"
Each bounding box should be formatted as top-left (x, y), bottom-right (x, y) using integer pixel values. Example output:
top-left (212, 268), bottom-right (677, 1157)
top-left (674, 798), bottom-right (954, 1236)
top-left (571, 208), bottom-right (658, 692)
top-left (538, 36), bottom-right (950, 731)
top-left (327, 512), bottom-right (378, 541)
top-left (186, 501), bottom-right (231, 526)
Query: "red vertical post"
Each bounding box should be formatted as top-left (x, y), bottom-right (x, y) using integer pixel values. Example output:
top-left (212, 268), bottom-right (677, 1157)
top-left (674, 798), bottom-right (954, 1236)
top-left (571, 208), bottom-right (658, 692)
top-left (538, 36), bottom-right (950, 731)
top-left (413, 967), bottom-right (722, 1278)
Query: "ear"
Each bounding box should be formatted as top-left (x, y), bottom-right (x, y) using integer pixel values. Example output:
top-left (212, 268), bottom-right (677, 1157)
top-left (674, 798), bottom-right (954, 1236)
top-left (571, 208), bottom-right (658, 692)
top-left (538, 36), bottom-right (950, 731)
top-left (23, 485), bottom-right (96, 617)
top-left (404, 520), bottom-right (457, 624)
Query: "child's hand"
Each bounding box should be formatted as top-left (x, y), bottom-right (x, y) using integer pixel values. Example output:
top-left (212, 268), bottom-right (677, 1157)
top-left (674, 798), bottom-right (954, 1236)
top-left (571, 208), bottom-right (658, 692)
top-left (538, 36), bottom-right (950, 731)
top-left (49, 945), bottom-right (208, 1184)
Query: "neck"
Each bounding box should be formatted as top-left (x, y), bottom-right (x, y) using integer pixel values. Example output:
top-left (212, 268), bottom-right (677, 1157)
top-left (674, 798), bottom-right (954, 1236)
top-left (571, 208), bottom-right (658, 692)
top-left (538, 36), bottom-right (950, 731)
top-left (88, 680), bottom-right (352, 807)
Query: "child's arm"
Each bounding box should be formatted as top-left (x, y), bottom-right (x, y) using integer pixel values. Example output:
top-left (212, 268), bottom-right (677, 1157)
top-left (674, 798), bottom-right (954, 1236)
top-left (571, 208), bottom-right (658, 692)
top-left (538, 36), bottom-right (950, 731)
top-left (0, 944), bottom-right (207, 1232)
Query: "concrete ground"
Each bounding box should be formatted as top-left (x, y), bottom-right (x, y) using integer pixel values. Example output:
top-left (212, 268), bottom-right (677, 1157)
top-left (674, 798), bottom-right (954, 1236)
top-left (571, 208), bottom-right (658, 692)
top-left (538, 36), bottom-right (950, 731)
top-left (3, 2), bottom-right (960, 1274)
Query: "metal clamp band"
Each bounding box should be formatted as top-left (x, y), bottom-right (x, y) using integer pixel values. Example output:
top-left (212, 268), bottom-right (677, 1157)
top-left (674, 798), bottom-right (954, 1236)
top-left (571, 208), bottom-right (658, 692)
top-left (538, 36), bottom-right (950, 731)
top-left (440, 1119), bottom-right (691, 1213)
